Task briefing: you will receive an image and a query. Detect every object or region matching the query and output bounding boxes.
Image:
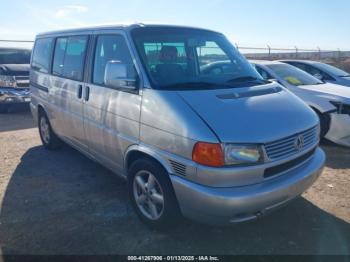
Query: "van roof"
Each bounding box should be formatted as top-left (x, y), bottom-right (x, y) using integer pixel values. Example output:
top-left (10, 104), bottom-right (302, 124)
top-left (36, 23), bottom-right (221, 38)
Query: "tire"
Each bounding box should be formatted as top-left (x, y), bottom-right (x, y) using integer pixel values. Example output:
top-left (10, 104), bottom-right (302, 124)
top-left (128, 158), bottom-right (181, 229)
top-left (315, 110), bottom-right (330, 138)
top-left (38, 110), bottom-right (61, 150)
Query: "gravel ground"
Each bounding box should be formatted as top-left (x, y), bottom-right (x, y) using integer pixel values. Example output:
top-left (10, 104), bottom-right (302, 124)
top-left (0, 110), bottom-right (349, 255)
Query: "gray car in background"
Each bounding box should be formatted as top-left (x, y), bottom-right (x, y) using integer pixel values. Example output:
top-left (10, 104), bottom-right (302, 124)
top-left (281, 60), bottom-right (350, 87)
top-left (30, 24), bottom-right (325, 227)
top-left (0, 48), bottom-right (31, 112)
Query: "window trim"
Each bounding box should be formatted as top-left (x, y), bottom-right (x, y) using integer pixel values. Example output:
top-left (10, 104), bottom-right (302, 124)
top-left (51, 34), bottom-right (90, 82)
top-left (89, 33), bottom-right (140, 93)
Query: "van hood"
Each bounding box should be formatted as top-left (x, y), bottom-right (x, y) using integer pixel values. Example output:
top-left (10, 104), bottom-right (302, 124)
top-left (178, 83), bottom-right (318, 143)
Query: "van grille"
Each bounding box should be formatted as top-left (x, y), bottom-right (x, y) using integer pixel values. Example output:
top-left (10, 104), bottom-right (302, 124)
top-left (169, 160), bottom-right (187, 176)
top-left (264, 126), bottom-right (319, 161)
top-left (264, 148), bottom-right (316, 178)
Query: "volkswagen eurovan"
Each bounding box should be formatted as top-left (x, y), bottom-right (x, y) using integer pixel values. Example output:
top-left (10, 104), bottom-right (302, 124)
top-left (30, 24), bottom-right (325, 227)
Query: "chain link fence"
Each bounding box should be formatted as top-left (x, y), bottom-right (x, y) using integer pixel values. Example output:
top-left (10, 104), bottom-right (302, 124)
top-left (236, 45), bottom-right (350, 71)
top-left (1, 39), bottom-right (349, 71)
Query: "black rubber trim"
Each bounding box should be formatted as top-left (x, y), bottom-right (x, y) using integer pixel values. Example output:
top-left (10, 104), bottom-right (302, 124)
top-left (30, 82), bottom-right (49, 93)
top-left (264, 148), bottom-right (316, 178)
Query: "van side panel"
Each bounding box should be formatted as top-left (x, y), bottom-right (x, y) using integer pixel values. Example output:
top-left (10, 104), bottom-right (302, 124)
top-left (83, 84), bottom-right (142, 173)
top-left (30, 37), bottom-right (55, 130)
top-left (30, 70), bottom-right (51, 119)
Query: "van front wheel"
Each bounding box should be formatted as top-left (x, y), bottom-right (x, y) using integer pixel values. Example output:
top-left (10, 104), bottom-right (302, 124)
top-left (128, 158), bottom-right (181, 229)
top-left (38, 112), bottom-right (61, 150)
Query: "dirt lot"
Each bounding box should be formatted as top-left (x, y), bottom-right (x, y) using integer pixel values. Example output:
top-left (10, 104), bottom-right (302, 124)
top-left (0, 110), bottom-right (349, 255)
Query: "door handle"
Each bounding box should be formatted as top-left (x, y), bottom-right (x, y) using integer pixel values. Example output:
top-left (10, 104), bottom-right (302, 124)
top-left (77, 84), bottom-right (83, 99)
top-left (85, 86), bottom-right (90, 101)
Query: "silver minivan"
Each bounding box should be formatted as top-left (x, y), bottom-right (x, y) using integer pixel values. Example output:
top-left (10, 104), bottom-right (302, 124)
top-left (30, 24), bottom-right (325, 227)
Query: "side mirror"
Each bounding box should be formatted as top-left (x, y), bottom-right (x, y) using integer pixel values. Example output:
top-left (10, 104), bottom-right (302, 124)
top-left (268, 78), bottom-right (278, 83)
top-left (104, 61), bottom-right (138, 90)
top-left (268, 78), bottom-right (283, 85)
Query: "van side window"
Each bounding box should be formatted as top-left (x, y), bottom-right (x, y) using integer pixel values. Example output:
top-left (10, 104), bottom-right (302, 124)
top-left (53, 38), bottom-right (68, 76)
top-left (52, 35), bottom-right (88, 81)
top-left (31, 38), bottom-right (53, 73)
top-left (93, 35), bottom-right (135, 85)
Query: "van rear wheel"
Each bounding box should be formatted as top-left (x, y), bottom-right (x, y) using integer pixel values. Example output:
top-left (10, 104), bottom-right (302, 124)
top-left (38, 111), bottom-right (61, 150)
top-left (128, 158), bottom-right (181, 229)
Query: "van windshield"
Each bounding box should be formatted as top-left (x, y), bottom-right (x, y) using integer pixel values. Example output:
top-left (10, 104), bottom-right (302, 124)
top-left (131, 27), bottom-right (264, 90)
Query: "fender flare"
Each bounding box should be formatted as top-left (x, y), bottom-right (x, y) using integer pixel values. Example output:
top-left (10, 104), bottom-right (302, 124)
top-left (124, 144), bottom-right (173, 175)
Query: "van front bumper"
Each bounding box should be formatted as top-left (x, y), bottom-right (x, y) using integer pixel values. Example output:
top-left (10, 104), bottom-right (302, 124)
top-left (170, 147), bottom-right (325, 225)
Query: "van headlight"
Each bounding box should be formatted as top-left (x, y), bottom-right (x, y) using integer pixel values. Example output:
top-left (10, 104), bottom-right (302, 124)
top-left (192, 142), bottom-right (264, 167)
top-left (224, 144), bottom-right (264, 166)
top-left (0, 75), bottom-right (17, 88)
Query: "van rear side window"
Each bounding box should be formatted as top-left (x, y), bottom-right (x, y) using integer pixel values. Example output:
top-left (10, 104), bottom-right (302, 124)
top-left (32, 38), bottom-right (53, 73)
top-left (52, 38), bottom-right (67, 76)
top-left (52, 36), bottom-right (88, 81)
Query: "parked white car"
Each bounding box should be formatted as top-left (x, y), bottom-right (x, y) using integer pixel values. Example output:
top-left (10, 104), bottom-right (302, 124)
top-left (281, 60), bottom-right (350, 87)
top-left (251, 60), bottom-right (350, 147)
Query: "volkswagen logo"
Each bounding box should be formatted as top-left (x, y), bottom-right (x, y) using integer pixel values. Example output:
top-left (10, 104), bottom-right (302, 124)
top-left (294, 135), bottom-right (304, 151)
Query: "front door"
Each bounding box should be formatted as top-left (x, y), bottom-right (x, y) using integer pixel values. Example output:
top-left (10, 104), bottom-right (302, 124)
top-left (83, 33), bottom-right (142, 172)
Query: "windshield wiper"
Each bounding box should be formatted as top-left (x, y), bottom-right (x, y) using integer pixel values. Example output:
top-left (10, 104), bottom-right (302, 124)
top-left (226, 76), bottom-right (266, 84)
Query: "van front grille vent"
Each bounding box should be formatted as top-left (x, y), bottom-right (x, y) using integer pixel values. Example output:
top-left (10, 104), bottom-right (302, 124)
top-left (169, 160), bottom-right (187, 176)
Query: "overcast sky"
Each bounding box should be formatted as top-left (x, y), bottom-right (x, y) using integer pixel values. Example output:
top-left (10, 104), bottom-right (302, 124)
top-left (1, 0), bottom-right (349, 50)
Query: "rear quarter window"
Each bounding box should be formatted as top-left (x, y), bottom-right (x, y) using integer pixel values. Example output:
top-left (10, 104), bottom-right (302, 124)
top-left (31, 38), bottom-right (53, 73)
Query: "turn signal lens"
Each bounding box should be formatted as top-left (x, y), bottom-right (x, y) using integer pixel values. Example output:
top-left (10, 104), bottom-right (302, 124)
top-left (192, 142), bottom-right (224, 167)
